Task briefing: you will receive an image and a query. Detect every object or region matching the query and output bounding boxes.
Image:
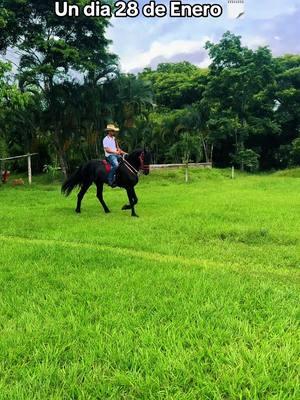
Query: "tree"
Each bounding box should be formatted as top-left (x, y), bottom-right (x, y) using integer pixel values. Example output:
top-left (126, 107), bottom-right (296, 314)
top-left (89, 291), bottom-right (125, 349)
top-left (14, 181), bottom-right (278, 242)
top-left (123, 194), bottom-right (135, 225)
top-left (274, 55), bottom-right (300, 166)
top-left (290, 138), bottom-right (300, 165)
top-left (204, 32), bottom-right (279, 170)
top-left (0, 60), bottom-right (34, 157)
top-left (112, 74), bottom-right (153, 131)
top-left (140, 62), bottom-right (207, 110)
top-left (0, 0), bottom-right (117, 175)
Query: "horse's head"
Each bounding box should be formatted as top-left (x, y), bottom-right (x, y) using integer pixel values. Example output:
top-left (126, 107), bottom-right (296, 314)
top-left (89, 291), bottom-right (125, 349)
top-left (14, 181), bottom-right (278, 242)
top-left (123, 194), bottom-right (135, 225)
top-left (139, 148), bottom-right (151, 175)
top-left (126, 148), bottom-right (152, 175)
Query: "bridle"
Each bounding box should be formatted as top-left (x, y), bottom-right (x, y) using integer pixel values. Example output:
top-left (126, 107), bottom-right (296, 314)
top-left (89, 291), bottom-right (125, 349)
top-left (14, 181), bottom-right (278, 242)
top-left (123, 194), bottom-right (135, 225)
top-left (122, 151), bottom-right (149, 176)
top-left (138, 151), bottom-right (150, 174)
top-left (122, 156), bottom-right (139, 175)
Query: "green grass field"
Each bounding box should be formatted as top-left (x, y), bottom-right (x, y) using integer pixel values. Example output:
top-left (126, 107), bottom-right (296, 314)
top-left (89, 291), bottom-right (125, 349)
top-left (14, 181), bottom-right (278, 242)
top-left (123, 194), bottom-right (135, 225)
top-left (0, 168), bottom-right (299, 399)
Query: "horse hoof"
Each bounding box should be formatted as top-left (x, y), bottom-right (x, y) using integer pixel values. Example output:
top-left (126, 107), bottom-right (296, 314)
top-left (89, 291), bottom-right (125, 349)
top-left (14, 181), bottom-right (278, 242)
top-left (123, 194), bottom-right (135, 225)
top-left (75, 209), bottom-right (81, 214)
top-left (105, 210), bottom-right (111, 214)
top-left (132, 214), bottom-right (139, 218)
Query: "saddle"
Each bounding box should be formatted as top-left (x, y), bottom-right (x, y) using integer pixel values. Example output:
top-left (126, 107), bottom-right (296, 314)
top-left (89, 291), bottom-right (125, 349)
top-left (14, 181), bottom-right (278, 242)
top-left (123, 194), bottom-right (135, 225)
top-left (101, 159), bottom-right (111, 173)
top-left (101, 159), bottom-right (119, 173)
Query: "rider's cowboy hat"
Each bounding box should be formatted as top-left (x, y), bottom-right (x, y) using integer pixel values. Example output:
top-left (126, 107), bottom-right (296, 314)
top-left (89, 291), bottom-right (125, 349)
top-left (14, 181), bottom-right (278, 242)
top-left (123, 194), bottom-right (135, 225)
top-left (105, 123), bottom-right (120, 132)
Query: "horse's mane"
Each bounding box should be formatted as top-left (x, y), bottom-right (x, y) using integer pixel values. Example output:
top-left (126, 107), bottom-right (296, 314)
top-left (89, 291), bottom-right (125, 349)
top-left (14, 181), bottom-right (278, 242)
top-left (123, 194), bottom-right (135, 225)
top-left (129, 148), bottom-right (143, 156)
top-left (125, 148), bottom-right (143, 161)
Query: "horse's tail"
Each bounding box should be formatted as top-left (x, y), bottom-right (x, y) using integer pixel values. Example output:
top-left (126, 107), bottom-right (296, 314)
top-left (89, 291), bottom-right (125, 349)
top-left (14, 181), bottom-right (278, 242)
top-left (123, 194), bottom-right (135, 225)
top-left (61, 166), bottom-right (83, 196)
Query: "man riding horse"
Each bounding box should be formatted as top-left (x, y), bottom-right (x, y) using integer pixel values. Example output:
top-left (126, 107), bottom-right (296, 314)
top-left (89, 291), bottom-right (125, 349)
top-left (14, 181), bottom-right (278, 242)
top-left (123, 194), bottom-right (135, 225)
top-left (103, 124), bottom-right (126, 187)
top-left (62, 124), bottom-right (151, 217)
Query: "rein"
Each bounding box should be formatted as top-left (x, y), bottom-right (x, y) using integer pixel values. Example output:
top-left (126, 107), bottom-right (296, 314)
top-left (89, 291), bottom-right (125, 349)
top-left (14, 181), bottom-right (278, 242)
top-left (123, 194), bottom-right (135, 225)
top-left (122, 156), bottom-right (139, 175)
top-left (122, 151), bottom-right (149, 175)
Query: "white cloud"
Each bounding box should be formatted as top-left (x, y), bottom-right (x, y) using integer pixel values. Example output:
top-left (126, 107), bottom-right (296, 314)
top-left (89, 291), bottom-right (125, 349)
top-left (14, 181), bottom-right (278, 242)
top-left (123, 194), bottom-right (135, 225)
top-left (242, 35), bottom-right (268, 49)
top-left (122, 37), bottom-right (211, 72)
top-left (198, 56), bottom-right (211, 68)
top-left (108, 1), bottom-right (300, 72)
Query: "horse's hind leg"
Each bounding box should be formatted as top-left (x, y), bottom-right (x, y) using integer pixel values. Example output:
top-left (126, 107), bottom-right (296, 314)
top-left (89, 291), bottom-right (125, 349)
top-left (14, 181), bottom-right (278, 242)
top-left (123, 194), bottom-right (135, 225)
top-left (76, 183), bottom-right (91, 213)
top-left (96, 182), bottom-right (110, 214)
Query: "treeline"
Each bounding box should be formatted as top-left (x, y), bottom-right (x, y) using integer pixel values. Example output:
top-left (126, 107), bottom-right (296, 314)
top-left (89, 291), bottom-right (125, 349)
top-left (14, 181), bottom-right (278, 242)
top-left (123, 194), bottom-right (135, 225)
top-left (138, 35), bottom-right (300, 170)
top-left (0, 2), bottom-right (299, 174)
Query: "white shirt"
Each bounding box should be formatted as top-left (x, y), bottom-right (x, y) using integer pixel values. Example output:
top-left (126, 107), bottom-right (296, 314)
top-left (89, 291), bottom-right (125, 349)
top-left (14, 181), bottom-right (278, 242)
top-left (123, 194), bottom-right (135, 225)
top-left (103, 135), bottom-right (117, 157)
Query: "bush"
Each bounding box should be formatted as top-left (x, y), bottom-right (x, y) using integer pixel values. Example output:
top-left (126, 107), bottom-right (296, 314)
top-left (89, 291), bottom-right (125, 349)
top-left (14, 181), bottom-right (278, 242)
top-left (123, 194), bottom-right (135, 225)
top-left (0, 137), bottom-right (7, 159)
top-left (232, 149), bottom-right (260, 172)
top-left (291, 138), bottom-right (300, 165)
top-left (274, 144), bottom-right (293, 169)
top-left (43, 164), bottom-right (61, 182)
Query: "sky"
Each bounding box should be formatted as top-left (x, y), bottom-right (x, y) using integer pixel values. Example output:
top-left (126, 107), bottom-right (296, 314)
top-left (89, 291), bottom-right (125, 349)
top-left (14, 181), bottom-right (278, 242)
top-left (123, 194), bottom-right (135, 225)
top-left (2, 1), bottom-right (300, 74)
top-left (107, 0), bottom-right (300, 72)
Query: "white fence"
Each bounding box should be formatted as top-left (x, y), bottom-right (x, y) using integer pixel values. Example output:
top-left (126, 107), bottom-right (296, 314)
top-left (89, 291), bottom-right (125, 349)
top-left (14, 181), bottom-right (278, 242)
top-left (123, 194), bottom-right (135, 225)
top-left (150, 162), bottom-right (212, 169)
top-left (0, 153), bottom-right (38, 184)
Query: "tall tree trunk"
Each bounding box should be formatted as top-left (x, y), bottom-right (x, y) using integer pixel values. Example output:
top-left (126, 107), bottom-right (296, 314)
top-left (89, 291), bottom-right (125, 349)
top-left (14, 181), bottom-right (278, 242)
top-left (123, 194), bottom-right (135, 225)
top-left (209, 144), bottom-right (214, 164)
top-left (54, 130), bottom-right (68, 177)
top-left (240, 116), bottom-right (246, 171)
top-left (240, 140), bottom-right (245, 172)
top-left (200, 134), bottom-right (209, 163)
top-left (57, 147), bottom-right (68, 178)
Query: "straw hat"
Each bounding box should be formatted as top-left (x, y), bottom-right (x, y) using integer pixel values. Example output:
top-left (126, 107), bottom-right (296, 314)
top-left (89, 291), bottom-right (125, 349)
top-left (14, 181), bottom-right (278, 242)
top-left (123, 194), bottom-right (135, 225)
top-left (105, 123), bottom-right (120, 132)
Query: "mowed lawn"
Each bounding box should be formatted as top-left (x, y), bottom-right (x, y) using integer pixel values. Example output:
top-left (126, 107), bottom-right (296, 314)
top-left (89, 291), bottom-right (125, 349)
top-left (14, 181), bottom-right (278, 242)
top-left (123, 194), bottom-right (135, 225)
top-left (0, 168), bottom-right (299, 399)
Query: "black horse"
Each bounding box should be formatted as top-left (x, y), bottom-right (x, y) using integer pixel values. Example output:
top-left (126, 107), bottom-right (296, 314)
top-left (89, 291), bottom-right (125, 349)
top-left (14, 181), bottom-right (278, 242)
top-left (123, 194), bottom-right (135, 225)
top-left (61, 149), bottom-right (151, 217)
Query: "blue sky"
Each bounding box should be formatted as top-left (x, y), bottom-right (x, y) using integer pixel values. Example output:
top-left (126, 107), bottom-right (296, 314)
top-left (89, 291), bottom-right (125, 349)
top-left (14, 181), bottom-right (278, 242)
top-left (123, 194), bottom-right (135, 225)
top-left (107, 0), bottom-right (300, 72)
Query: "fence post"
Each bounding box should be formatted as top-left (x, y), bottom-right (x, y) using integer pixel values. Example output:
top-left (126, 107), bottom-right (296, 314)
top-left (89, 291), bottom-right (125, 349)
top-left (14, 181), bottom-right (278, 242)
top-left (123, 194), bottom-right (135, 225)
top-left (27, 154), bottom-right (32, 184)
top-left (185, 162), bottom-right (189, 183)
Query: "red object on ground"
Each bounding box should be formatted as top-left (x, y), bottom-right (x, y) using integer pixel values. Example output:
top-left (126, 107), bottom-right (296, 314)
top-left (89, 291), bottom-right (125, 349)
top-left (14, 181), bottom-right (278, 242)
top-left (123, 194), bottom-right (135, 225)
top-left (101, 160), bottom-right (111, 173)
top-left (1, 170), bottom-right (10, 183)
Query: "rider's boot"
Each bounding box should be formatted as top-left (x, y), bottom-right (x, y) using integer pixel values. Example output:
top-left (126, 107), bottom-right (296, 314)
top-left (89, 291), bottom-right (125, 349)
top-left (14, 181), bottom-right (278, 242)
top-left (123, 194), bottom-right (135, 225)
top-left (109, 175), bottom-right (118, 188)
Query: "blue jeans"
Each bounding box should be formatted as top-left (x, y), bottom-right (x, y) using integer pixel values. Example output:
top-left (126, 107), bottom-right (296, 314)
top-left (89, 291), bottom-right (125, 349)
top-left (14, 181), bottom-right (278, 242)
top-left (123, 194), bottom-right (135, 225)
top-left (107, 155), bottom-right (121, 184)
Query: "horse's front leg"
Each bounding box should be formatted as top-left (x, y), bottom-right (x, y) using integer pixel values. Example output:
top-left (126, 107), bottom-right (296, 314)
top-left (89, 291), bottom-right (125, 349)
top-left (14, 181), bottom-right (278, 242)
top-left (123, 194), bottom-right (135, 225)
top-left (125, 187), bottom-right (138, 217)
top-left (122, 188), bottom-right (138, 212)
top-left (132, 188), bottom-right (138, 205)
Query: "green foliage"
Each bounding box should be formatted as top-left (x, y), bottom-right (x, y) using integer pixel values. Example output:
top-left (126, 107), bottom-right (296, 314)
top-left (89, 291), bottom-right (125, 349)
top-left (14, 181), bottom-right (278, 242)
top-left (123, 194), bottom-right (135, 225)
top-left (42, 164), bottom-right (61, 182)
top-left (0, 60), bottom-right (36, 162)
top-left (0, 136), bottom-right (7, 159)
top-left (138, 33), bottom-right (299, 170)
top-left (291, 137), bottom-right (300, 165)
top-left (272, 167), bottom-right (300, 177)
top-left (140, 61), bottom-right (207, 109)
top-left (0, 0), bottom-right (118, 175)
top-left (274, 144), bottom-right (293, 168)
top-left (274, 56), bottom-right (300, 167)
top-left (168, 131), bottom-right (202, 163)
top-left (232, 149), bottom-right (260, 172)
top-left (204, 32), bottom-right (279, 165)
top-left (1, 20), bottom-right (300, 172)
top-left (113, 73), bottom-right (154, 135)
